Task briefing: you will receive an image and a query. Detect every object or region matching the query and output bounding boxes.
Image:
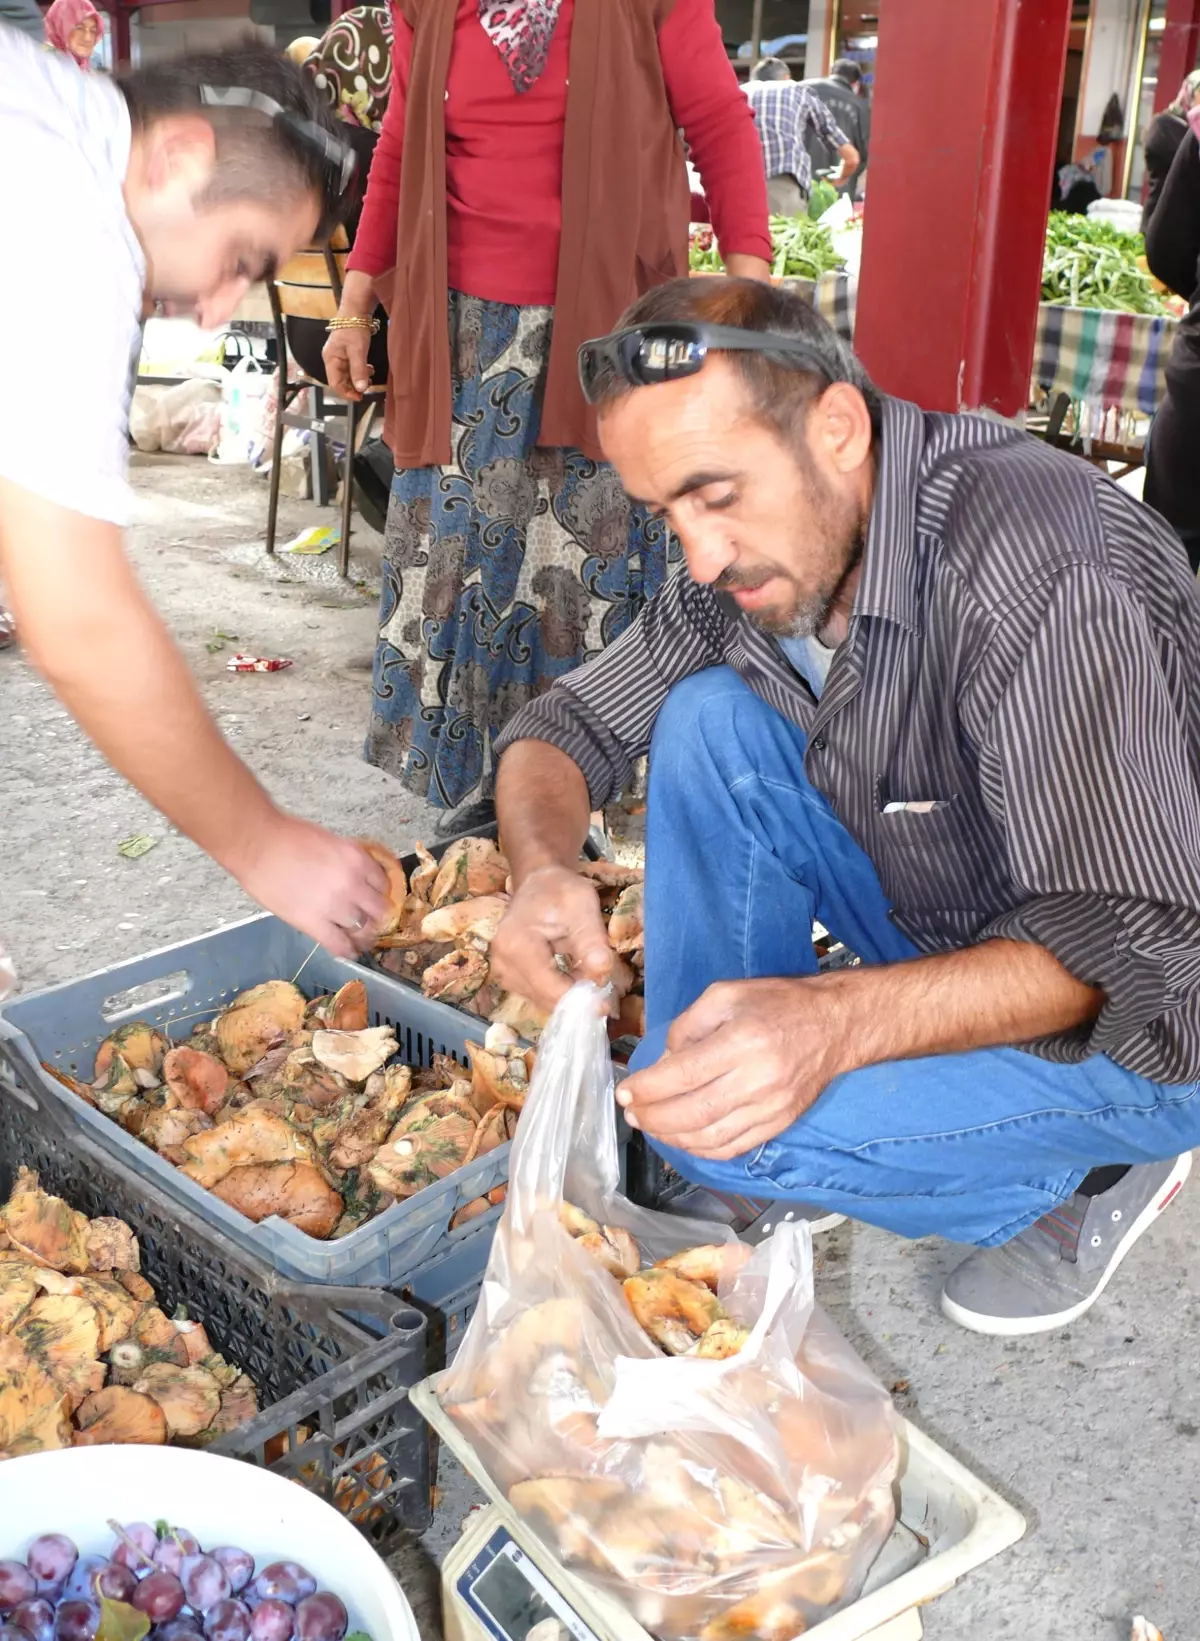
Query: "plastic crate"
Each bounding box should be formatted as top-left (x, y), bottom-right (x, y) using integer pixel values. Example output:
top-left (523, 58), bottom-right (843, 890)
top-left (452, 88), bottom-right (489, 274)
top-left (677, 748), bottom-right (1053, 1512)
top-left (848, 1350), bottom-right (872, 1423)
top-left (400, 1218), bottom-right (496, 1366)
top-left (0, 914), bottom-right (519, 1288)
top-left (0, 1073), bottom-right (433, 1543)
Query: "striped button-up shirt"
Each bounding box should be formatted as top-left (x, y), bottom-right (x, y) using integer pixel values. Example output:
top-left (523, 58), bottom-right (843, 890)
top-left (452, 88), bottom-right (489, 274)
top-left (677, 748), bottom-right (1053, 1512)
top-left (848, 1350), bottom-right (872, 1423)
top-left (497, 397), bottom-right (1200, 1085)
top-left (744, 79), bottom-right (848, 197)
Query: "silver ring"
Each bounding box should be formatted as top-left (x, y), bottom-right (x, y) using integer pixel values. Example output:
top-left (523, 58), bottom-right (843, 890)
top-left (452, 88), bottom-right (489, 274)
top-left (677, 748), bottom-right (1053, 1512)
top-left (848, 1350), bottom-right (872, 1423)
top-left (350, 915), bottom-right (365, 932)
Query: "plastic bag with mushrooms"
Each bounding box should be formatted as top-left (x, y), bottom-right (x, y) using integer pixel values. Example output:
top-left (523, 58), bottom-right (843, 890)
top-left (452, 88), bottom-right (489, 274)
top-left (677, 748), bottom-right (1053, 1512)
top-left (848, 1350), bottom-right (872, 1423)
top-left (436, 985), bottom-right (898, 1641)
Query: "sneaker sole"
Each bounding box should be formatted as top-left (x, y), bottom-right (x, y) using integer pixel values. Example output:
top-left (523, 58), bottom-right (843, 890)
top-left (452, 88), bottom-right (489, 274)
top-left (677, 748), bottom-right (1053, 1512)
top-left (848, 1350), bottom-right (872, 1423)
top-left (940, 1151), bottom-right (1192, 1338)
top-left (755, 1208), bottom-right (847, 1237)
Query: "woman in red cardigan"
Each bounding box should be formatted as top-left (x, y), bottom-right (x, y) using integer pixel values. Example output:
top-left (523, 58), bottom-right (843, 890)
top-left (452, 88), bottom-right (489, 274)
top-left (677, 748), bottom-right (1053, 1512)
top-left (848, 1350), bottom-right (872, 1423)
top-left (324, 0), bottom-right (770, 835)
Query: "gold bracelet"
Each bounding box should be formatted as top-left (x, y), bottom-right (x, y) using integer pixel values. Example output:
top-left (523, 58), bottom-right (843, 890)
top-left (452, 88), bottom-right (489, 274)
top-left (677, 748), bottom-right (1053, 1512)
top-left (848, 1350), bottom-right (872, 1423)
top-left (326, 315), bottom-right (381, 334)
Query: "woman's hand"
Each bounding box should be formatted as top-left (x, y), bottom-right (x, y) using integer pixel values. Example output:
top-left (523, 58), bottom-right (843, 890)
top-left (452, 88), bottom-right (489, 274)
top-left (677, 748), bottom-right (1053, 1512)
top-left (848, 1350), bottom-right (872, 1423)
top-left (323, 329), bottom-right (373, 401)
top-left (321, 269), bottom-right (379, 400)
top-left (724, 254), bottom-right (773, 282)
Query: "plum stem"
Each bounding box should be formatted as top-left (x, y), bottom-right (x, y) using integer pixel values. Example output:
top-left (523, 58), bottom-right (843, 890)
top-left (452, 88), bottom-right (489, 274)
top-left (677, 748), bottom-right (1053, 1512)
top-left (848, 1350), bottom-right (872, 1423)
top-left (106, 1521), bottom-right (156, 1572)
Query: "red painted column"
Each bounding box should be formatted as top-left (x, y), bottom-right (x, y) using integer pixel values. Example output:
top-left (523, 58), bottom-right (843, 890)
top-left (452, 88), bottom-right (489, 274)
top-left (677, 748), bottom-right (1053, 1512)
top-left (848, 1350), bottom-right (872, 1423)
top-left (854, 0), bottom-right (1071, 416)
top-left (1155, 0), bottom-right (1200, 113)
top-left (106, 3), bottom-right (132, 67)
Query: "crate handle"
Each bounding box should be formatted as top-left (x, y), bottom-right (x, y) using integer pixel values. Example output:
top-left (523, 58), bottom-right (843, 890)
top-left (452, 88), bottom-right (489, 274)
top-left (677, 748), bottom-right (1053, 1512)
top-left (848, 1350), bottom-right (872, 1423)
top-left (0, 1020), bottom-right (50, 1115)
top-left (0, 1063), bottom-right (38, 1113)
top-left (101, 970), bottom-right (191, 1022)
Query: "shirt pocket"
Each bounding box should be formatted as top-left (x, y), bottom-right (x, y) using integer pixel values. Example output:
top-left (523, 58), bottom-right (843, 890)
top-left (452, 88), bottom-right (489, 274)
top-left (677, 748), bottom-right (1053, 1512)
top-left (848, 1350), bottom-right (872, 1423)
top-left (870, 795), bottom-right (989, 917)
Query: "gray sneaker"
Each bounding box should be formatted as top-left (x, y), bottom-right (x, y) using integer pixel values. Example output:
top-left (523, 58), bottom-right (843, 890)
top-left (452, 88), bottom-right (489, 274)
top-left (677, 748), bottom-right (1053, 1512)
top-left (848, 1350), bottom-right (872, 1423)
top-left (941, 1153), bottom-right (1191, 1336)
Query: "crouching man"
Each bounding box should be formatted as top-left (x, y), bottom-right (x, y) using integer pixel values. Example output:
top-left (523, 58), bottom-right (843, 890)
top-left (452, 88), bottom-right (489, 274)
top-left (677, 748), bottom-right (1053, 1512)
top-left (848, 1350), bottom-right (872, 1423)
top-left (487, 276), bottom-right (1200, 1337)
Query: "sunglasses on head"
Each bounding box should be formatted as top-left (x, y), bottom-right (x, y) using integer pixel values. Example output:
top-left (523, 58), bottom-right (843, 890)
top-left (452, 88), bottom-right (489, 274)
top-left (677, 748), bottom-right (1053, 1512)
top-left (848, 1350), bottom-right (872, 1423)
top-left (578, 321), bottom-right (834, 405)
top-left (198, 84), bottom-right (358, 198)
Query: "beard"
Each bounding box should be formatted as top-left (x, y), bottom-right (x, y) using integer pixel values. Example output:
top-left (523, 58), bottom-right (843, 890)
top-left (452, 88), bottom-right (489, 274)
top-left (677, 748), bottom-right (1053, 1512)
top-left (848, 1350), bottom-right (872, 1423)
top-left (715, 468), bottom-right (865, 640)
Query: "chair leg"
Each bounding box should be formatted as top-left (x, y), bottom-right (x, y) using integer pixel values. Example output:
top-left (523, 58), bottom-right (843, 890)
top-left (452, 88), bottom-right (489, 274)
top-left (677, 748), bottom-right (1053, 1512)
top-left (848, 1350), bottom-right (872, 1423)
top-left (340, 397), bottom-right (359, 579)
top-left (311, 385), bottom-right (330, 507)
top-left (265, 381), bottom-right (288, 556)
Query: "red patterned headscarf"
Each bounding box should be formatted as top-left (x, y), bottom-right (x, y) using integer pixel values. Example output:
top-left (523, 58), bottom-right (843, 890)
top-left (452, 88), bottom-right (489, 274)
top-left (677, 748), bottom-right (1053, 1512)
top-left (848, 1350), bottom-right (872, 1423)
top-left (477, 0), bottom-right (564, 94)
top-left (44, 0), bottom-right (104, 68)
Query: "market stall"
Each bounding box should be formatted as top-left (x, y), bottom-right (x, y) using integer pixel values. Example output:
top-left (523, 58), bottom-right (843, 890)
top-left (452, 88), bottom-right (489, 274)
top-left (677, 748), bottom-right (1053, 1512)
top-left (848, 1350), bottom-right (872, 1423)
top-left (691, 207), bottom-right (1179, 466)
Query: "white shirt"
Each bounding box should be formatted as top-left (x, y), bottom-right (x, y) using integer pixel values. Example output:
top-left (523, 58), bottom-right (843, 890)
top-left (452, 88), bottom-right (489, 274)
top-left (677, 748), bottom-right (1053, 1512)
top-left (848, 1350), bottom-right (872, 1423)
top-left (0, 28), bottom-right (145, 524)
top-left (778, 633), bottom-right (837, 699)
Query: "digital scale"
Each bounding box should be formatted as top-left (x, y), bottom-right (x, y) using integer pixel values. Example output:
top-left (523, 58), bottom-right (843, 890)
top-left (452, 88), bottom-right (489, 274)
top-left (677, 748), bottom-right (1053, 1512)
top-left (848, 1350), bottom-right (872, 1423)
top-left (441, 1507), bottom-right (927, 1641)
top-left (413, 1380), bottom-right (1027, 1641)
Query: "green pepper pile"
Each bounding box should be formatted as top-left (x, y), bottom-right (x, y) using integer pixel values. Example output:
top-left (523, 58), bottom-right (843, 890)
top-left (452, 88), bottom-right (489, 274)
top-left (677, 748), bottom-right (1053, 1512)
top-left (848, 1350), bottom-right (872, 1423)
top-left (688, 216), bottom-right (844, 281)
top-left (1041, 212), bottom-right (1168, 316)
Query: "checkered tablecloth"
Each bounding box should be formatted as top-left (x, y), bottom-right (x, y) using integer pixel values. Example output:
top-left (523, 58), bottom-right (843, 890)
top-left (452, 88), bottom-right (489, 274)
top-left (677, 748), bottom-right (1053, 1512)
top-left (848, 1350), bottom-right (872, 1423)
top-left (778, 273), bottom-right (857, 342)
top-left (778, 276), bottom-right (1177, 435)
top-left (1031, 303), bottom-right (1175, 421)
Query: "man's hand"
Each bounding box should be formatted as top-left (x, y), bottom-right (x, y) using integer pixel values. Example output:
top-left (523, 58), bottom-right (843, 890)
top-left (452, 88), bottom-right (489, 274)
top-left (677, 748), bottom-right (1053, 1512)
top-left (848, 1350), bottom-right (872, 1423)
top-left (617, 978), bottom-right (847, 1160)
top-left (618, 941), bottom-right (1105, 1163)
top-left (231, 813), bottom-right (390, 958)
top-left (489, 865), bottom-right (614, 1013)
top-left (835, 143), bottom-right (860, 184)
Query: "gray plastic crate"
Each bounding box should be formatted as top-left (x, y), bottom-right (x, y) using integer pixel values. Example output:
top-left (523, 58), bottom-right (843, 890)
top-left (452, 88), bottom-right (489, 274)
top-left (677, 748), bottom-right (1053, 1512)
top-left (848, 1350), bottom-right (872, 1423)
top-left (0, 913), bottom-right (518, 1288)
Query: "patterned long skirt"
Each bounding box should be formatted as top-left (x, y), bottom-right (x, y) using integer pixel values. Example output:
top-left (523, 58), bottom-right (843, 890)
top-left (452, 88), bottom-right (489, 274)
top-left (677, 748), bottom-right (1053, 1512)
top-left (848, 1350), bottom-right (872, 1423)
top-left (366, 291), bottom-right (674, 810)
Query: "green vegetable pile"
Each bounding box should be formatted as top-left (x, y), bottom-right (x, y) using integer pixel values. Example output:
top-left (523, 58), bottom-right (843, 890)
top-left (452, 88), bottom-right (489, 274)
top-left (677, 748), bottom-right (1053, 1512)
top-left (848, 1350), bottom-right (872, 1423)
top-left (808, 178), bottom-right (838, 220)
top-left (688, 215), bottom-right (844, 281)
top-left (1041, 212), bottom-right (1168, 316)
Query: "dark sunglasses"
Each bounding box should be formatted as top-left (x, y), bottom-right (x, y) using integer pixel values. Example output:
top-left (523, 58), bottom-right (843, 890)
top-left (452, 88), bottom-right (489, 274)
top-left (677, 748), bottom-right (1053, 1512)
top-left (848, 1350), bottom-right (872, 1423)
top-left (578, 321), bottom-right (834, 405)
top-left (198, 85), bottom-right (358, 197)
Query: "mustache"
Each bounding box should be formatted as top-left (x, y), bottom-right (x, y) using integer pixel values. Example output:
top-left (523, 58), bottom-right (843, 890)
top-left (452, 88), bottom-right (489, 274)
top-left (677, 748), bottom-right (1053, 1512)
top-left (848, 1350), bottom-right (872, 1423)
top-left (713, 566), bottom-right (778, 594)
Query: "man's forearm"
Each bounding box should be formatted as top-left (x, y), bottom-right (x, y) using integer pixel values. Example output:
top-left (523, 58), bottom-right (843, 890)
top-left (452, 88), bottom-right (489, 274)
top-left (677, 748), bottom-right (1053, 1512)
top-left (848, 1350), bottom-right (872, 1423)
top-left (495, 739), bottom-right (592, 882)
top-left (1, 491), bottom-right (277, 879)
top-left (822, 937), bottom-right (1103, 1075)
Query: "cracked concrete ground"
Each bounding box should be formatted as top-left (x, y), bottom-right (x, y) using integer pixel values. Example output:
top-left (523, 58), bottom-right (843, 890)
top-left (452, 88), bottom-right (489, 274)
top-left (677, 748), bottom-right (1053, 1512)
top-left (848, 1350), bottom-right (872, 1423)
top-left (1, 456), bottom-right (1194, 1640)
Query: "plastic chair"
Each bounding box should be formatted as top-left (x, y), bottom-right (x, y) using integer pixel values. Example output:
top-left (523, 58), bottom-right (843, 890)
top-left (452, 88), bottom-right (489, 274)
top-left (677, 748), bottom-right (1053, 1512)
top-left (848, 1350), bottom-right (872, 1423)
top-left (265, 227), bottom-right (388, 577)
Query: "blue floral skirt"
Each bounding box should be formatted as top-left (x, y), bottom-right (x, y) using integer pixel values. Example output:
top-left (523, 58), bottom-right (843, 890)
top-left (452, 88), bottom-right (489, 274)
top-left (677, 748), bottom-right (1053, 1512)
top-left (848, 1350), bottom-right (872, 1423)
top-left (366, 291), bottom-right (673, 810)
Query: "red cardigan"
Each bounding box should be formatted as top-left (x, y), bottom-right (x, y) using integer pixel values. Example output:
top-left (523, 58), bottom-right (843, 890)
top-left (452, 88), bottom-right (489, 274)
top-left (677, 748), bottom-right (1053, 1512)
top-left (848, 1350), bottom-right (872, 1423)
top-left (347, 0), bottom-right (771, 304)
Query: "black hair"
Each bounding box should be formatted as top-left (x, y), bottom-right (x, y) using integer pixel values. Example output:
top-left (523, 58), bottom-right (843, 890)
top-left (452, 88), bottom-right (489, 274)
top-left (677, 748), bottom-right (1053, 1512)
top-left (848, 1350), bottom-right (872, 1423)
top-left (118, 38), bottom-right (354, 238)
top-left (597, 276), bottom-right (883, 447)
top-left (750, 56), bottom-right (792, 82)
top-left (831, 58), bottom-right (864, 86)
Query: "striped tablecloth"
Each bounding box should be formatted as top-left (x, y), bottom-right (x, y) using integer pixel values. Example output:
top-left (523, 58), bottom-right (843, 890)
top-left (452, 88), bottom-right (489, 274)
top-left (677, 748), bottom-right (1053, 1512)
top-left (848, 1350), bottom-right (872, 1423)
top-left (1031, 303), bottom-right (1175, 422)
top-left (778, 274), bottom-right (1176, 432)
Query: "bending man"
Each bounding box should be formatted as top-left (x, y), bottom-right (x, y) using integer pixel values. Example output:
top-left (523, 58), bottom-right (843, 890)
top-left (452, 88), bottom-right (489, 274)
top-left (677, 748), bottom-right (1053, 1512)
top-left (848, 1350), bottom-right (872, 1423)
top-left (489, 277), bottom-right (1200, 1338)
top-left (0, 30), bottom-right (388, 969)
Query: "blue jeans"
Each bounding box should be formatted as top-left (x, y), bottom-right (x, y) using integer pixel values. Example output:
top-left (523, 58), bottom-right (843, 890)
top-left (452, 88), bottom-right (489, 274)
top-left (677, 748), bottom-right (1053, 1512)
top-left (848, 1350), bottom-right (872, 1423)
top-left (629, 669), bottom-right (1200, 1246)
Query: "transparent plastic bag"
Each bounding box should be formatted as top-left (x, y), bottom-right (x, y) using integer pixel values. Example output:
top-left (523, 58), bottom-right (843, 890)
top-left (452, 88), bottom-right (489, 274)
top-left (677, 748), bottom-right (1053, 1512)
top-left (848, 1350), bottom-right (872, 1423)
top-left (437, 985), bottom-right (899, 1641)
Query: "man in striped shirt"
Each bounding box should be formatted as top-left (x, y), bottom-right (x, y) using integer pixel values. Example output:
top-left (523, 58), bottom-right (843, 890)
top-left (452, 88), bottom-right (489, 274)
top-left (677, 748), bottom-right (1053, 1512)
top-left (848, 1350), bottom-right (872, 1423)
top-left (744, 57), bottom-right (859, 217)
top-left (489, 276), bottom-right (1200, 1337)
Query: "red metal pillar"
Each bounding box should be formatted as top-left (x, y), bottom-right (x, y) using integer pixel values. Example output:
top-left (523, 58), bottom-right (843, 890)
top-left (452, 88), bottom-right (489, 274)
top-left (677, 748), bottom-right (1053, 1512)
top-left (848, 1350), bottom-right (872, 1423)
top-left (854, 0), bottom-right (1071, 415)
top-left (105, 3), bottom-right (132, 67)
top-left (1154, 0), bottom-right (1200, 113)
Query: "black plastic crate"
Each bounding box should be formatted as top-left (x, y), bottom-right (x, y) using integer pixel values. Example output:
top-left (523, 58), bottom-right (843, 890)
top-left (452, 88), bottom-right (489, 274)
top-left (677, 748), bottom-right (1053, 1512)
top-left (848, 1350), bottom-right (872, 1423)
top-left (0, 1069), bottom-right (434, 1544)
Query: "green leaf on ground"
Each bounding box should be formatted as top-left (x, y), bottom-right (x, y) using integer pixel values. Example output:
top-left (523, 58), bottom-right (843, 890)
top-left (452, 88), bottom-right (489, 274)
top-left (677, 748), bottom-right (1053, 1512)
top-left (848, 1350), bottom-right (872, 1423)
top-left (205, 629), bottom-right (239, 652)
top-left (117, 834), bottom-right (158, 859)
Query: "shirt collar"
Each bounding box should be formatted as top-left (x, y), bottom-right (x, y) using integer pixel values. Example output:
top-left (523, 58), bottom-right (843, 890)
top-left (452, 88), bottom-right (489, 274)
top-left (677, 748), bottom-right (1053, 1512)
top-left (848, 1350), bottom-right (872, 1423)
top-left (853, 395), bottom-right (925, 635)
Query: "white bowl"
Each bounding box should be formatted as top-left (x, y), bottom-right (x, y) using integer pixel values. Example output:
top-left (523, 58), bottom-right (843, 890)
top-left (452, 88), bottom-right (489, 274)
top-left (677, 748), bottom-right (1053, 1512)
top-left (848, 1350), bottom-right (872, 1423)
top-left (0, 1445), bottom-right (420, 1640)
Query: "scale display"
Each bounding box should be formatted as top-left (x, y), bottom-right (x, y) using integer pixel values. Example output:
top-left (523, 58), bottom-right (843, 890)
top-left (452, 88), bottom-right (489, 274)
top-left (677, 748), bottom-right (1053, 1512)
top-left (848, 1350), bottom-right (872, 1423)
top-left (460, 1527), bottom-right (604, 1641)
